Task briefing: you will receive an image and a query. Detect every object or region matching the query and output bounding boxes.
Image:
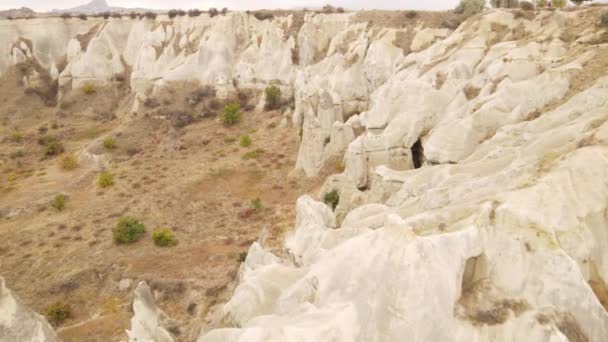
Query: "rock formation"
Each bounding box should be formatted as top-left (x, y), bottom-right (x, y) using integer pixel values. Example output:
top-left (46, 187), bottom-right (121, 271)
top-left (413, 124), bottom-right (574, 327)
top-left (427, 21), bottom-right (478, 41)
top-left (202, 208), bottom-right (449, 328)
top-left (126, 282), bottom-right (175, 342)
top-left (2, 6), bottom-right (608, 342)
top-left (0, 277), bottom-right (59, 342)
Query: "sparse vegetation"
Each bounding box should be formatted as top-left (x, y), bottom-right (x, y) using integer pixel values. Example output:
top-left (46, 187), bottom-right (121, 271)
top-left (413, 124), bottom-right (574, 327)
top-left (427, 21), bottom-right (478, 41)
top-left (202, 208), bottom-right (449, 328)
top-left (103, 137), bottom-right (117, 150)
top-left (50, 194), bottom-right (67, 211)
top-left (188, 9), bottom-right (202, 17)
top-left (520, 1), bottom-right (534, 10)
top-left (242, 148), bottom-right (265, 159)
top-left (38, 135), bottom-right (65, 156)
top-left (60, 155), bottom-right (79, 171)
top-left (10, 131), bottom-right (23, 143)
top-left (81, 83), bottom-right (96, 95)
top-left (264, 86), bottom-right (281, 111)
top-left (61, 13), bottom-right (72, 19)
top-left (455, 0), bottom-right (485, 17)
top-left (44, 302), bottom-right (71, 326)
top-left (553, 0), bottom-right (566, 8)
top-left (239, 134), bottom-right (252, 147)
top-left (129, 12), bottom-right (138, 19)
top-left (152, 228), bottom-right (177, 247)
top-left (209, 8), bottom-right (219, 17)
top-left (250, 198), bottom-right (263, 211)
top-left (221, 8), bottom-right (229, 15)
top-left (98, 172), bottom-right (114, 188)
top-left (223, 103), bottom-right (241, 126)
top-left (601, 12), bottom-right (608, 27)
top-left (113, 217), bottom-right (146, 244)
top-left (323, 189), bottom-right (340, 210)
top-left (78, 14), bottom-right (88, 20)
top-left (168, 9), bottom-right (186, 18)
top-left (143, 11), bottom-right (157, 20)
top-left (238, 251), bottom-right (248, 262)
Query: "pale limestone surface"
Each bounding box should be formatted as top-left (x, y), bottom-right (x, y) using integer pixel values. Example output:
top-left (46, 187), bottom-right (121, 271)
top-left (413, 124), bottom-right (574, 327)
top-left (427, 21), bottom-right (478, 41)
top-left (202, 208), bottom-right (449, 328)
top-left (0, 277), bottom-right (59, 342)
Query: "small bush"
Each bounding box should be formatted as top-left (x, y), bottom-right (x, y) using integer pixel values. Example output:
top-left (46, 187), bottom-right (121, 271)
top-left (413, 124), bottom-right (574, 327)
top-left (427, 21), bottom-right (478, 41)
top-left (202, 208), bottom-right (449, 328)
top-left (601, 12), bottom-right (608, 27)
top-left (168, 9), bottom-right (179, 18)
top-left (264, 86), bottom-right (281, 111)
top-left (38, 135), bottom-right (65, 156)
top-left (221, 8), bottom-right (229, 15)
top-left (101, 12), bottom-right (111, 19)
top-left (61, 13), bottom-right (72, 19)
top-left (51, 194), bottom-right (67, 211)
top-left (129, 12), bottom-right (138, 19)
top-left (10, 131), bottom-right (23, 142)
top-left (81, 83), bottom-right (96, 95)
top-left (239, 135), bottom-right (252, 147)
top-left (223, 103), bottom-right (241, 126)
top-left (323, 189), bottom-right (340, 210)
top-left (60, 155), bottom-right (79, 171)
top-left (98, 172), bottom-right (114, 188)
top-left (152, 228), bottom-right (177, 247)
top-left (238, 251), bottom-right (248, 262)
top-left (45, 302), bottom-right (71, 326)
top-left (103, 137), bottom-right (117, 150)
top-left (553, 0), bottom-right (566, 8)
top-left (406, 10), bottom-right (418, 18)
top-left (520, 1), bottom-right (534, 10)
top-left (209, 8), bottom-right (219, 17)
top-left (242, 148), bottom-right (265, 160)
top-left (113, 217), bottom-right (146, 244)
top-left (143, 11), bottom-right (157, 19)
top-left (254, 12), bottom-right (274, 21)
top-left (188, 9), bottom-right (202, 17)
top-left (455, 0), bottom-right (485, 17)
top-left (111, 13), bottom-right (122, 18)
top-left (78, 14), bottom-right (88, 20)
top-left (250, 198), bottom-right (263, 211)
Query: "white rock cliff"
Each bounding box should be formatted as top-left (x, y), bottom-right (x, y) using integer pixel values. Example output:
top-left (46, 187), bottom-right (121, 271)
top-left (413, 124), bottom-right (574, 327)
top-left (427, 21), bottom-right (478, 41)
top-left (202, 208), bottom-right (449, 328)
top-left (1, 7), bottom-right (608, 342)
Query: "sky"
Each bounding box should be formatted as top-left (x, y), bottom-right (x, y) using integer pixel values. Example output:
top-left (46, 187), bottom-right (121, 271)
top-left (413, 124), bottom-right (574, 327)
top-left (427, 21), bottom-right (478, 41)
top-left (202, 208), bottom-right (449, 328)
top-left (0, 0), bottom-right (461, 11)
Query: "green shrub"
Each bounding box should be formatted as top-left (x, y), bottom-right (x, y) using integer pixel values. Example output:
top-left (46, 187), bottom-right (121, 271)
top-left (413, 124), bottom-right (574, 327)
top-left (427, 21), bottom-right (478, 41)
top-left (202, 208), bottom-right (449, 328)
top-left (60, 155), bottom-right (79, 171)
top-left (250, 198), bottom-right (263, 211)
top-left (238, 251), bottom-right (248, 262)
top-left (81, 83), bottom-right (96, 95)
top-left (242, 148), bottom-right (265, 159)
top-left (113, 217), bottom-right (146, 244)
top-left (98, 172), bottom-right (114, 188)
top-left (553, 0), bottom-right (566, 8)
top-left (323, 189), bottom-right (340, 210)
top-left (455, 0), bottom-right (485, 17)
top-left (223, 103), bottom-right (241, 126)
top-left (264, 86), bottom-right (281, 111)
top-left (44, 302), bottom-right (71, 326)
top-left (103, 137), bottom-right (117, 150)
top-left (10, 131), bottom-right (23, 142)
top-left (50, 194), bottom-right (67, 211)
top-left (152, 228), bottom-right (177, 247)
top-left (38, 135), bottom-right (64, 156)
top-left (239, 135), bottom-right (252, 147)
top-left (601, 12), bottom-right (608, 27)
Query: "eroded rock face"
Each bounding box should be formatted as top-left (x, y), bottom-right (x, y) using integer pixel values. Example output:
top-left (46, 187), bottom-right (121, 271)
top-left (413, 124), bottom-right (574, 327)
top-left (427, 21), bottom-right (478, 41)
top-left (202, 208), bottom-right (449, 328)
top-left (126, 282), bottom-right (175, 342)
top-left (199, 8), bottom-right (608, 342)
top-left (0, 276), bottom-right (59, 342)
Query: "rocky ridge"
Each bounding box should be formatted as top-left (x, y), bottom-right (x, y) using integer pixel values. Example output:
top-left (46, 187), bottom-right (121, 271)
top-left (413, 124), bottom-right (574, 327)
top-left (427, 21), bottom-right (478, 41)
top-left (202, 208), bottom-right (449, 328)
top-left (1, 6), bottom-right (608, 342)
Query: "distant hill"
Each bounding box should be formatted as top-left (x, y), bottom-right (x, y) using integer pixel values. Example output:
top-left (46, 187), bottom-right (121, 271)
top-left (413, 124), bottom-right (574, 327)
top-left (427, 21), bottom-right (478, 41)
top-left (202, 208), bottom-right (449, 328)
top-left (51, 0), bottom-right (153, 14)
top-left (0, 7), bottom-right (36, 19)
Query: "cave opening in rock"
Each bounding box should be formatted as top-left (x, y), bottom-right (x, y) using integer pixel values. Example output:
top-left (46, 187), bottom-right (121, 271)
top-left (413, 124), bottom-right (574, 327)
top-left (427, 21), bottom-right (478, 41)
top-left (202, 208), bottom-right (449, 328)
top-left (412, 139), bottom-right (424, 169)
